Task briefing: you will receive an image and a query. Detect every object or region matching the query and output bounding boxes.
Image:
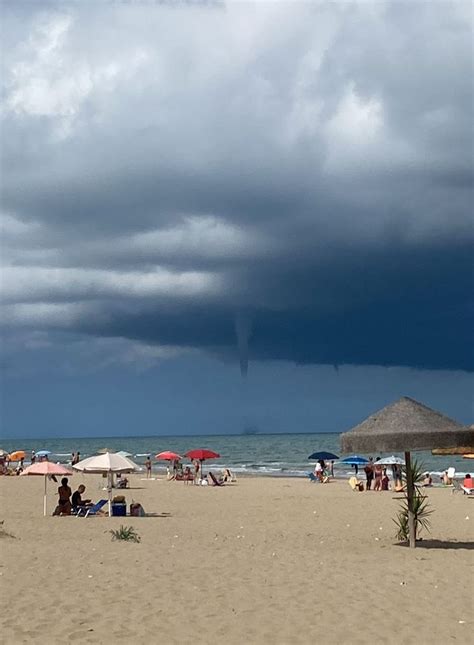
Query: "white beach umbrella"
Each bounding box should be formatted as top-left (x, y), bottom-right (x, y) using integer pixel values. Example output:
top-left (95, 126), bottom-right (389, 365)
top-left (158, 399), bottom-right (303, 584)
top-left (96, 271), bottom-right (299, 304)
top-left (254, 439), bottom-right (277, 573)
top-left (73, 452), bottom-right (138, 516)
top-left (374, 456), bottom-right (405, 466)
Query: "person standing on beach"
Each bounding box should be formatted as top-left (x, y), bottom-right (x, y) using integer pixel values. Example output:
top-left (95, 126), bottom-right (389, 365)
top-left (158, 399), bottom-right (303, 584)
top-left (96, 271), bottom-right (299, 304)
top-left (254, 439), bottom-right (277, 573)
top-left (374, 462), bottom-right (383, 491)
top-left (31, 451), bottom-right (36, 465)
top-left (193, 459), bottom-right (201, 484)
top-left (392, 464), bottom-right (402, 490)
top-left (145, 456), bottom-right (152, 478)
top-left (364, 458), bottom-right (374, 491)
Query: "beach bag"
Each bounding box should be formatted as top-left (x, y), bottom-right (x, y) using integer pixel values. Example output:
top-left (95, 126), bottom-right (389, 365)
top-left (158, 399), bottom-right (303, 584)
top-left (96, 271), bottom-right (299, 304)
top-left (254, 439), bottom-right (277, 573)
top-left (130, 503), bottom-right (145, 517)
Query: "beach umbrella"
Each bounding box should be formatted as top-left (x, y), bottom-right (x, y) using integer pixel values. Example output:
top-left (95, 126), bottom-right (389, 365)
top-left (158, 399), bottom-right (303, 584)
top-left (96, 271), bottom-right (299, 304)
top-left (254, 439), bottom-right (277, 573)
top-left (307, 451), bottom-right (339, 461)
top-left (35, 450), bottom-right (51, 458)
top-left (21, 462), bottom-right (73, 516)
top-left (115, 450), bottom-right (132, 458)
top-left (155, 451), bottom-right (182, 461)
top-left (0, 449), bottom-right (8, 457)
top-left (185, 449), bottom-right (220, 478)
top-left (97, 447), bottom-right (115, 454)
top-left (341, 396), bottom-right (473, 548)
top-left (73, 452), bottom-right (138, 516)
top-left (373, 456), bottom-right (405, 466)
top-left (8, 450), bottom-right (26, 462)
top-left (340, 455), bottom-right (369, 465)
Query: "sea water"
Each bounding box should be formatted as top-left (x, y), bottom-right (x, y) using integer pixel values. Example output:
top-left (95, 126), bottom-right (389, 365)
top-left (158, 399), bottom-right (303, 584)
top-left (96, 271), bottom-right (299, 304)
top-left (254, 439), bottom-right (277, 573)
top-left (1, 433), bottom-right (470, 478)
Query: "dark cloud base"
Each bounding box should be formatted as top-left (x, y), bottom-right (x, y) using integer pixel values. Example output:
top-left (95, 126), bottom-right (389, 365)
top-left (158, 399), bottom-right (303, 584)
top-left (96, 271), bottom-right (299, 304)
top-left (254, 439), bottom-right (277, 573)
top-left (80, 243), bottom-right (473, 372)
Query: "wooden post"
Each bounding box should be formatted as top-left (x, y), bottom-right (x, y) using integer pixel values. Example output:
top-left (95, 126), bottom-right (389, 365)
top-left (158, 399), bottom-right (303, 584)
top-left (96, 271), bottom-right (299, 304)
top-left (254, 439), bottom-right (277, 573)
top-left (404, 451), bottom-right (416, 548)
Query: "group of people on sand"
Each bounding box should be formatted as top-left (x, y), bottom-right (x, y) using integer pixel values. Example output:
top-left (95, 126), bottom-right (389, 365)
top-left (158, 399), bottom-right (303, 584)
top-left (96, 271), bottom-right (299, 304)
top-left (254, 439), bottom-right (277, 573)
top-left (361, 458), bottom-right (403, 492)
top-left (143, 455), bottom-right (235, 485)
top-left (313, 459), bottom-right (334, 483)
top-left (52, 477), bottom-right (95, 516)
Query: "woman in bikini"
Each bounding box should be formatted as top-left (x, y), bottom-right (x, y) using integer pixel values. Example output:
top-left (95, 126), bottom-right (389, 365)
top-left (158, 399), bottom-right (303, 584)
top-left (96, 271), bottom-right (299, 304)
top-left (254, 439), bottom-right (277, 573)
top-left (53, 477), bottom-right (72, 515)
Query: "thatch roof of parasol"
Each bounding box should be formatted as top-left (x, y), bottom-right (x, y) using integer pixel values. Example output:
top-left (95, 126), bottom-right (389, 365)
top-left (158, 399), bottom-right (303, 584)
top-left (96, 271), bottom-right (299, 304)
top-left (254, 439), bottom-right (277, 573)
top-left (340, 396), bottom-right (472, 454)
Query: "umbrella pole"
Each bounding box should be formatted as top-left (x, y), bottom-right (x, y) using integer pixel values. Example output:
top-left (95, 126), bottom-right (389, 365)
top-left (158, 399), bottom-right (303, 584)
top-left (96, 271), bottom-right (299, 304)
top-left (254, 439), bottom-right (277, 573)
top-left (44, 475), bottom-right (47, 517)
top-left (404, 451), bottom-right (416, 548)
top-left (108, 472), bottom-right (112, 517)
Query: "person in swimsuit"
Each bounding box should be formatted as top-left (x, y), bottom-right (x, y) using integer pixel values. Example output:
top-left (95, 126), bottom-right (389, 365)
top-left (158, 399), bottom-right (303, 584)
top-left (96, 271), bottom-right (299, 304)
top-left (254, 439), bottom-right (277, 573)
top-left (374, 463), bottom-right (383, 491)
top-left (53, 477), bottom-right (72, 515)
top-left (364, 458), bottom-right (374, 491)
top-left (145, 456), bottom-right (152, 478)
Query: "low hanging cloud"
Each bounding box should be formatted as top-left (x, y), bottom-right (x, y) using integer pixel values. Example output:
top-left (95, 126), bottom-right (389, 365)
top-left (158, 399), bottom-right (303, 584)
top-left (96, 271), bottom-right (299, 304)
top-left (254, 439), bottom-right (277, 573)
top-left (1, 1), bottom-right (473, 373)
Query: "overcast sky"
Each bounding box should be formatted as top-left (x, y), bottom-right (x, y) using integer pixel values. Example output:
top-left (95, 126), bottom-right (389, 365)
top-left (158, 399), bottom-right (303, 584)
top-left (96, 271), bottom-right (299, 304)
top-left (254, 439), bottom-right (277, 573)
top-left (1, 1), bottom-right (473, 439)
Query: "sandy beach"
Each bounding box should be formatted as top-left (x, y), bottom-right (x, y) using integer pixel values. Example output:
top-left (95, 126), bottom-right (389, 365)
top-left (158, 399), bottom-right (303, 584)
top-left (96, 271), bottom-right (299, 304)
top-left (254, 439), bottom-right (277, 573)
top-left (1, 474), bottom-right (472, 644)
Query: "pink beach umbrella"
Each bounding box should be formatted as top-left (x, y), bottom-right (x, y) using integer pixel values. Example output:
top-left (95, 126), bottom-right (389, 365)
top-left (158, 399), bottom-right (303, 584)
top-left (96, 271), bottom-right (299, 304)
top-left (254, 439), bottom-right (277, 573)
top-left (155, 451), bottom-right (182, 461)
top-left (21, 462), bottom-right (73, 516)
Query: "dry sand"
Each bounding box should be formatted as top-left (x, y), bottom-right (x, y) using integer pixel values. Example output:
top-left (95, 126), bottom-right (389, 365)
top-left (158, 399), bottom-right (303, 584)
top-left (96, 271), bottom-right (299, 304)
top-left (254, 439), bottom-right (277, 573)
top-left (1, 474), bottom-right (473, 644)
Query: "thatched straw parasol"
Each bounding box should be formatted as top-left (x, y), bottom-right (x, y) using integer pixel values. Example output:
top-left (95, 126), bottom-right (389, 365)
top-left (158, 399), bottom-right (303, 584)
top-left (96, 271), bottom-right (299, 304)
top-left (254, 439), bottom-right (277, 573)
top-left (341, 396), bottom-right (473, 548)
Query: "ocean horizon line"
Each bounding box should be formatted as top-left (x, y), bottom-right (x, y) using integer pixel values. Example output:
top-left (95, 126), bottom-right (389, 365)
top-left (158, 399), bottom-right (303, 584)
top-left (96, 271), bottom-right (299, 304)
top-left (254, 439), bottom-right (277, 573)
top-left (0, 430), bottom-right (341, 442)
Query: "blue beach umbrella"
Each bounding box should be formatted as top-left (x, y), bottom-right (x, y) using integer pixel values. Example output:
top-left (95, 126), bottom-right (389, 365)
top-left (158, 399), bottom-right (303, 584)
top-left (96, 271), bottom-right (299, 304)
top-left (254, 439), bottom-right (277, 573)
top-left (308, 451), bottom-right (339, 461)
top-left (35, 450), bottom-right (51, 457)
top-left (340, 455), bottom-right (369, 466)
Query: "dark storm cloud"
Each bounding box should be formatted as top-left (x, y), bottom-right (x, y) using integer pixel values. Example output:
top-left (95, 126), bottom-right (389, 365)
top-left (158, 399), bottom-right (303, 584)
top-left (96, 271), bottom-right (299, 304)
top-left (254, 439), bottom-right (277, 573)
top-left (1, 1), bottom-right (473, 372)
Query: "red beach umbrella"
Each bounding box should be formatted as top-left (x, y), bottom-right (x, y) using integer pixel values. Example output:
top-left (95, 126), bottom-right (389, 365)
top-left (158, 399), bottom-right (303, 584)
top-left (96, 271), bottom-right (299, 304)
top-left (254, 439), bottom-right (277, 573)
top-left (21, 462), bottom-right (74, 516)
top-left (185, 449), bottom-right (220, 479)
top-left (185, 449), bottom-right (220, 461)
top-left (155, 451), bottom-right (182, 461)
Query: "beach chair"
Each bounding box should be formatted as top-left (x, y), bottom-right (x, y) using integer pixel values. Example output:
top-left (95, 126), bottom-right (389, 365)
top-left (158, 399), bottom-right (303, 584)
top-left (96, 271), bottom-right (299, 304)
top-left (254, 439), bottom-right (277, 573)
top-left (307, 473), bottom-right (319, 483)
top-left (349, 476), bottom-right (364, 491)
top-left (76, 499), bottom-right (108, 517)
top-left (455, 480), bottom-right (474, 496)
top-left (208, 472), bottom-right (224, 487)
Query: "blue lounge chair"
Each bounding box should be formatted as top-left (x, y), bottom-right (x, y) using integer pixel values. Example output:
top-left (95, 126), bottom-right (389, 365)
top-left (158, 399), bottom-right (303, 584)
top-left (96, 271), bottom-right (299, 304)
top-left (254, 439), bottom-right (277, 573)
top-left (307, 473), bottom-right (319, 483)
top-left (75, 499), bottom-right (108, 517)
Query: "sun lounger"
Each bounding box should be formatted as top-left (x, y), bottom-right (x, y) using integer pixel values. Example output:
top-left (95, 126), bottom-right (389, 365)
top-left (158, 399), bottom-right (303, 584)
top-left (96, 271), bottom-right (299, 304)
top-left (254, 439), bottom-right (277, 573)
top-left (208, 472), bottom-right (224, 486)
top-left (307, 472), bottom-right (319, 483)
top-left (76, 499), bottom-right (108, 517)
top-left (453, 479), bottom-right (474, 495)
top-left (349, 476), bottom-right (364, 491)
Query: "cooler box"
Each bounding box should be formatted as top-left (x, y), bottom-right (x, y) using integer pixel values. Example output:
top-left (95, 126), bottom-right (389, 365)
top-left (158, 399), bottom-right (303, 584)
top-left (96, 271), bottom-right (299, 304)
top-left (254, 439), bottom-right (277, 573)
top-left (111, 503), bottom-right (127, 517)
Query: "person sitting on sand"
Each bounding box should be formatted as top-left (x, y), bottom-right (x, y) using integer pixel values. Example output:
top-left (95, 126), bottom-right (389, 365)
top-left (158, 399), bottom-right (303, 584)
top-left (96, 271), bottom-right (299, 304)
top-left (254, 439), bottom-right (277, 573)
top-left (463, 474), bottom-right (474, 489)
top-left (183, 466), bottom-right (193, 484)
top-left (53, 477), bottom-right (72, 515)
top-left (71, 484), bottom-right (92, 512)
top-left (116, 473), bottom-right (129, 489)
top-left (422, 472), bottom-right (433, 487)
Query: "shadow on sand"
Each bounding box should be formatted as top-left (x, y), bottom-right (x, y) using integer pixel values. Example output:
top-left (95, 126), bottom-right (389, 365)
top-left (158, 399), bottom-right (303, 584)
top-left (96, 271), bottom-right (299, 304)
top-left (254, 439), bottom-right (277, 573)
top-left (144, 512), bottom-right (172, 518)
top-left (397, 540), bottom-right (474, 550)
